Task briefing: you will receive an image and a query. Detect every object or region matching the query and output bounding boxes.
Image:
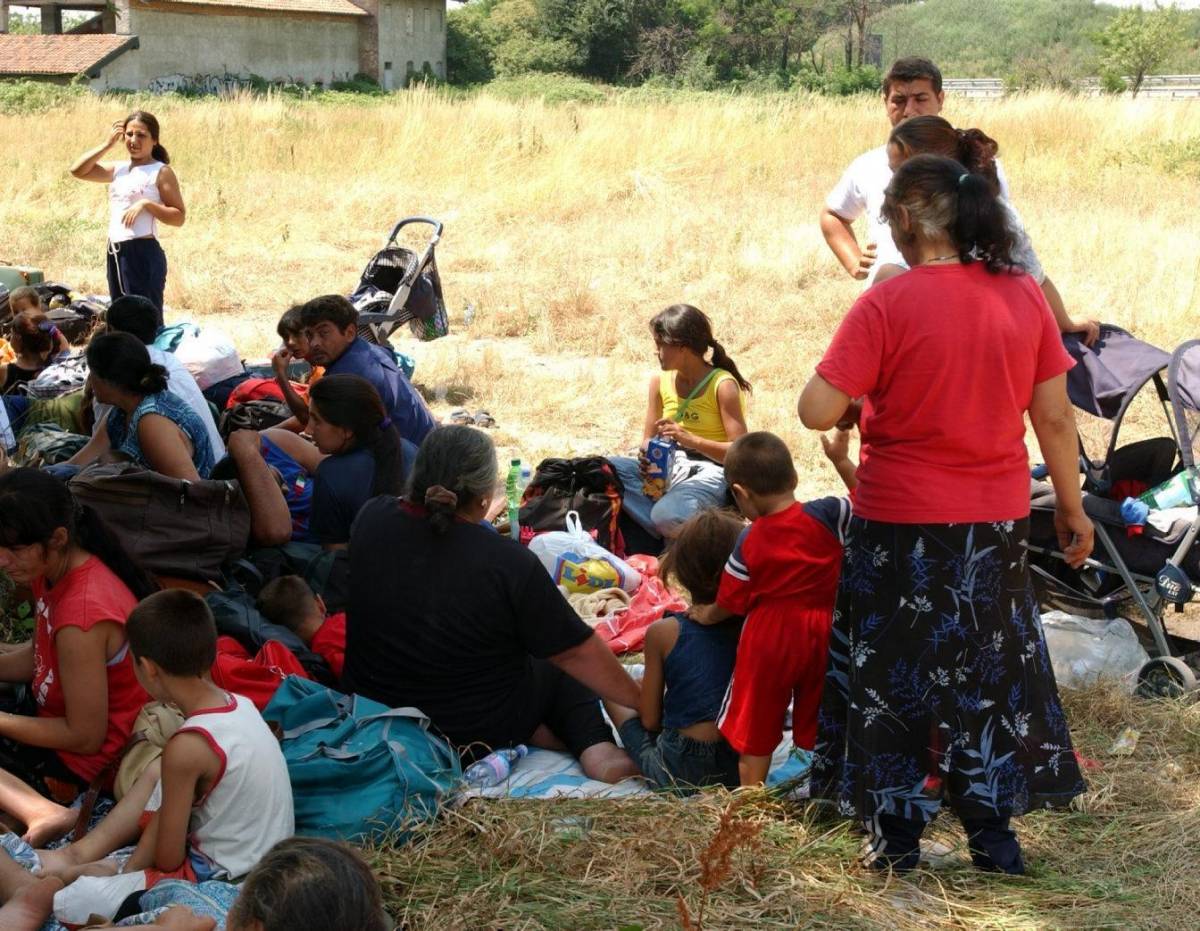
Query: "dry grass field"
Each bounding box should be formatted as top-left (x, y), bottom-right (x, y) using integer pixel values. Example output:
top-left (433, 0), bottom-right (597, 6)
top-left (2, 87), bottom-right (1200, 928)
top-left (2, 88), bottom-right (1197, 496)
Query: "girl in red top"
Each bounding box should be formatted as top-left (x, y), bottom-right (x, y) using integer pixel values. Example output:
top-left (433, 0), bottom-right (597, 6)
top-left (799, 154), bottom-right (1093, 875)
top-left (0, 469), bottom-right (154, 845)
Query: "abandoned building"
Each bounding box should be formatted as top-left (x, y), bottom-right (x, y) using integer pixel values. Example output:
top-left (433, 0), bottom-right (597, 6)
top-left (0, 0), bottom-right (447, 90)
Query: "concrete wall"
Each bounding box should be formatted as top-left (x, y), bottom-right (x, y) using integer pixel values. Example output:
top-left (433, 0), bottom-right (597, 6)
top-left (96, 4), bottom-right (360, 90)
top-left (377, 0), bottom-right (444, 86)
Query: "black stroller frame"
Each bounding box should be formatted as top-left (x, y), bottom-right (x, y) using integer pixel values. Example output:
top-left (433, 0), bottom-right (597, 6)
top-left (349, 216), bottom-right (449, 346)
top-left (1026, 329), bottom-right (1200, 697)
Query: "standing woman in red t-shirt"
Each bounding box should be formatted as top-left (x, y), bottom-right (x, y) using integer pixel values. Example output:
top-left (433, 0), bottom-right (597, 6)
top-left (0, 469), bottom-right (154, 845)
top-left (798, 154), bottom-right (1095, 874)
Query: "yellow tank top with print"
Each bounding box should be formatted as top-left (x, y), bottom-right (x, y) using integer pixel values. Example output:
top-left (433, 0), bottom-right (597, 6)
top-left (659, 369), bottom-right (742, 443)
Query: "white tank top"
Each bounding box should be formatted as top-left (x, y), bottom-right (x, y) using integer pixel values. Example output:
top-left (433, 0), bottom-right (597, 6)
top-left (176, 693), bottom-right (294, 880)
top-left (108, 161), bottom-right (164, 243)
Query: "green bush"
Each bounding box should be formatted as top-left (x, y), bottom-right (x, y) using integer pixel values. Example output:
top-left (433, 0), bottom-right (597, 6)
top-left (0, 79), bottom-right (88, 114)
top-left (447, 6), bottom-right (496, 85)
top-left (1099, 70), bottom-right (1128, 95)
top-left (483, 73), bottom-right (607, 105)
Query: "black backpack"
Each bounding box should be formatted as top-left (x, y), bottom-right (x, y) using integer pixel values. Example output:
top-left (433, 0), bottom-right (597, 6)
top-left (219, 399), bottom-right (291, 440)
top-left (518, 457), bottom-right (625, 555)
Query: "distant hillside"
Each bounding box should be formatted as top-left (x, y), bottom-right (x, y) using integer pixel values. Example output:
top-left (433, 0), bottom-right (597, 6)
top-left (822, 0), bottom-right (1200, 79)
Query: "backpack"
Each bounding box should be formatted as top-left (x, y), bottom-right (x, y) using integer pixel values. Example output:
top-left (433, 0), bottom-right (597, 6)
top-left (519, 457), bottom-right (626, 556)
top-left (12, 423), bottom-right (88, 467)
top-left (219, 399), bottom-right (291, 440)
top-left (68, 463), bottom-right (251, 582)
top-left (263, 676), bottom-right (462, 843)
top-left (205, 588), bottom-right (333, 684)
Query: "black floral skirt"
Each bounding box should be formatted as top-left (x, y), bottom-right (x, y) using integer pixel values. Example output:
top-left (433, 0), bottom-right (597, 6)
top-left (811, 517), bottom-right (1087, 824)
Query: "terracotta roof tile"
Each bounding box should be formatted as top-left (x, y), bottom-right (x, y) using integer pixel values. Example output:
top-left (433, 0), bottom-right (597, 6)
top-left (159, 0), bottom-right (368, 16)
top-left (0, 34), bottom-right (137, 76)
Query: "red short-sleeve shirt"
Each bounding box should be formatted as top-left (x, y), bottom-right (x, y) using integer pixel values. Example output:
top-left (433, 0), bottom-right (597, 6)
top-left (816, 263), bottom-right (1074, 524)
top-left (31, 557), bottom-right (148, 782)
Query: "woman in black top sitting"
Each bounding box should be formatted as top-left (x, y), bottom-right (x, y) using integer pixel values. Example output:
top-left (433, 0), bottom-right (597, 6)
top-left (343, 426), bottom-right (642, 783)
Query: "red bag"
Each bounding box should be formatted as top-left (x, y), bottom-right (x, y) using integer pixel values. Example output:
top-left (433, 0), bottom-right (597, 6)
top-left (593, 556), bottom-right (686, 655)
top-left (224, 377), bottom-right (308, 410)
top-left (211, 636), bottom-right (311, 710)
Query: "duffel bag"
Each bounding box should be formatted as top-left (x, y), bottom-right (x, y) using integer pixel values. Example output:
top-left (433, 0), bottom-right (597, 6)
top-left (68, 463), bottom-right (250, 582)
top-left (263, 676), bottom-right (462, 844)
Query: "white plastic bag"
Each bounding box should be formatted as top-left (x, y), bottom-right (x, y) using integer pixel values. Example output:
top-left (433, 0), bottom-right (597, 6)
top-left (1040, 611), bottom-right (1149, 694)
top-left (173, 326), bottom-right (243, 390)
top-left (529, 511), bottom-right (642, 594)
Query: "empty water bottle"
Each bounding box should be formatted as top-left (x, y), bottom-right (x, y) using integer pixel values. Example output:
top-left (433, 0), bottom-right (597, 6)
top-left (463, 746), bottom-right (529, 787)
top-left (1138, 468), bottom-right (1199, 511)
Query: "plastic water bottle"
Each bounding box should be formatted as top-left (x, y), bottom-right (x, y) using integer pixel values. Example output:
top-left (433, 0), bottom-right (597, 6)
top-left (506, 458), bottom-right (522, 540)
top-left (1138, 468), bottom-right (1198, 511)
top-left (463, 746), bottom-right (528, 788)
top-left (519, 464), bottom-right (533, 495)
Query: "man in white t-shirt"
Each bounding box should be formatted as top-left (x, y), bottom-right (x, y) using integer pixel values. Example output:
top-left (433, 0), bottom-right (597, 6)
top-left (820, 57), bottom-right (1099, 343)
top-left (819, 58), bottom-right (1010, 285)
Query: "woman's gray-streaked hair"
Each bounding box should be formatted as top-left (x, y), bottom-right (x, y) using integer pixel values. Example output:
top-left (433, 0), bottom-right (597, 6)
top-left (408, 425), bottom-right (498, 533)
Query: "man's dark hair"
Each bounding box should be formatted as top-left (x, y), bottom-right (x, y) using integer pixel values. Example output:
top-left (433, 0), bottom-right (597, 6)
top-left (105, 295), bottom-right (160, 345)
top-left (127, 589), bottom-right (217, 676)
top-left (883, 57), bottom-right (942, 96)
top-left (723, 432), bottom-right (798, 497)
top-left (257, 575), bottom-right (317, 632)
top-left (299, 295), bottom-right (357, 331)
top-left (276, 305), bottom-right (304, 340)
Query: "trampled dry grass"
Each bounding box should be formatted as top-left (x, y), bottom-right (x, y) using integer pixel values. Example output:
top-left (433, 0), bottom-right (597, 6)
top-left (3, 87), bottom-right (1200, 928)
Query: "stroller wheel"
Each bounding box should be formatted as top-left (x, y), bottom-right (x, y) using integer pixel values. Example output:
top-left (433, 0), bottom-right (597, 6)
top-left (1135, 656), bottom-right (1198, 700)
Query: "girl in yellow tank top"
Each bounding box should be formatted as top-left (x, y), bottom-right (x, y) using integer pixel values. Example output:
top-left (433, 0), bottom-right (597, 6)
top-left (611, 304), bottom-right (751, 539)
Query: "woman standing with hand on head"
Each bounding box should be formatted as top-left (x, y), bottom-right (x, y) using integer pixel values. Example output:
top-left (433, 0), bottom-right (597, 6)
top-left (69, 112), bottom-right (186, 328)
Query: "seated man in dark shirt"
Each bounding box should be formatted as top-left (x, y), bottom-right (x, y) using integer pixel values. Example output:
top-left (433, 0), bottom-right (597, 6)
top-left (299, 295), bottom-right (437, 447)
top-left (344, 426), bottom-right (642, 783)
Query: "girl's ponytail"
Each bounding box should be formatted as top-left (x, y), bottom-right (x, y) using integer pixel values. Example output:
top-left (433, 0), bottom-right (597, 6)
top-left (709, 339), bottom-right (752, 394)
top-left (151, 143), bottom-right (170, 165)
top-left (954, 171), bottom-right (1018, 274)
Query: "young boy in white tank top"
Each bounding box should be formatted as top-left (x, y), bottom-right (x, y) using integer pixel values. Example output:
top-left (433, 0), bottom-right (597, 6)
top-left (40, 590), bottom-right (294, 926)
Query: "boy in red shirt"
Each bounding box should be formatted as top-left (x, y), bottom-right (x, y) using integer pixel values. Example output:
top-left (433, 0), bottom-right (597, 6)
top-left (691, 432), bottom-right (852, 786)
top-left (256, 576), bottom-right (346, 679)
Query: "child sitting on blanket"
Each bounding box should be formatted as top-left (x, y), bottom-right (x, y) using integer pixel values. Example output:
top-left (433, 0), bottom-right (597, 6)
top-left (691, 431), bottom-right (853, 786)
top-left (34, 590), bottom-right (294, 925)
top-left (603, 508), bottom-right (746, 793)
top-left (257, 575), bottom-right (346, 679)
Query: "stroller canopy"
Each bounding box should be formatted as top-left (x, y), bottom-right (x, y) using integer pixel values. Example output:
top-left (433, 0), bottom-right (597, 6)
top-left (1169, 339), bottom-right (1200, 470)
top-left (1064, 325), bottom-right (1171, 421)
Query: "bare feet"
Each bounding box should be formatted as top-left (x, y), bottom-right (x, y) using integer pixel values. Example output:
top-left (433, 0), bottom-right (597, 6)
top-left (0, 875), bottom-right (63, 931)
top-left (31, 843), bottom-right (82, 878)
top-left (20, 802), bottom-right (78, 848)
top-left (52, 857), bottom-right (120, 885)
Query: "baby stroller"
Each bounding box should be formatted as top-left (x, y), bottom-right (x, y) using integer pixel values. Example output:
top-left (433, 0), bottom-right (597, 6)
top-left (348, 216), bottom-right (449, 346)
top-left (1027, 327), bottom-right (1200, 698)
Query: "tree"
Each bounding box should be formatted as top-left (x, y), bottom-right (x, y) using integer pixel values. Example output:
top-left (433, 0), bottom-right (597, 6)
top-left (842, 1), bottom-right (903, 68)
top-left (1094, 4), bottom-right (1187, 97)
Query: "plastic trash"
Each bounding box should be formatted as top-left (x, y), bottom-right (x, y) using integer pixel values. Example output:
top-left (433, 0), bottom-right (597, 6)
top-left (1108, 727), bottom-right (1140, 756)
top-left (1120, 497), bottom-right (1150, 531)
top-left (463, 746), bottom-right (528, 788)
top-left (1040, 611), bottom-right (1150, 694)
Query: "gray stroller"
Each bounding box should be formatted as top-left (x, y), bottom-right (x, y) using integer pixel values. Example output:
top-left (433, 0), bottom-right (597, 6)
top-left (1027, 328), bottom-right (1200, 697)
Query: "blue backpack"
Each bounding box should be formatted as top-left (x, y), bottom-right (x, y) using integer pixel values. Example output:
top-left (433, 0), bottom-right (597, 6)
top-left (263, 676), bottom-right (462, 844)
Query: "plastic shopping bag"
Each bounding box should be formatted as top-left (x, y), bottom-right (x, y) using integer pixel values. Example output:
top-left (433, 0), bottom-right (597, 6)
top-left (529, 511), bottom-right (642, 594)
